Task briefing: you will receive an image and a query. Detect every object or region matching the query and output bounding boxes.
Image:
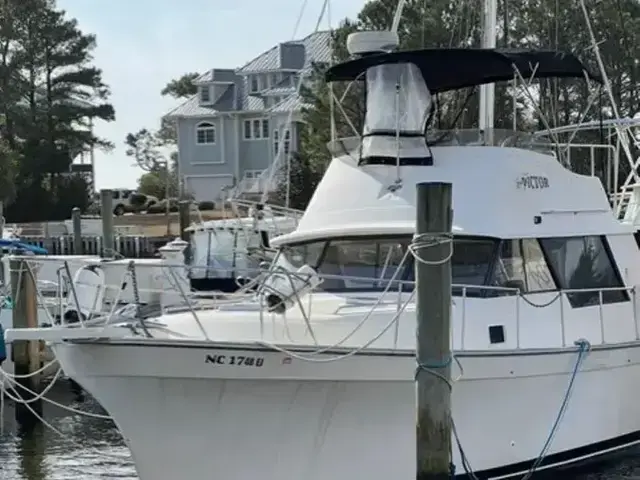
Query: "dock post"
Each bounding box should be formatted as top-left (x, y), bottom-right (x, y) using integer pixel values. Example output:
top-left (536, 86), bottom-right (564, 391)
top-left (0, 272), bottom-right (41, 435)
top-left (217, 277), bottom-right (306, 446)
top-left (71, 207), bottom-right (83, 255)
top-left (10, 257), bottom-right (42, 430)
top-left (178, 200), bottom-right (191, 262)
top-left (100, 189), bottom-right (114, 258)
top-left (415, 182), bottom-right (453, 480)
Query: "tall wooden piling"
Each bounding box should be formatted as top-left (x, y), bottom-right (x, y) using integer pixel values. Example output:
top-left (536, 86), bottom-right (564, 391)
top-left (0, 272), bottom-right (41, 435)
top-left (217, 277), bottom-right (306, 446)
top-left (11, 257), bottom-right (43, 430)
top-left (415, 182), bottom-right (453, 480)
top-left (178, 200), bottom-right (190, 242)
top-left (178, 200), bottom-right (191, 262)
top-left (100, 189), bottom-right (114, 258)
top-left (71, 207), bottom-right (83, 255)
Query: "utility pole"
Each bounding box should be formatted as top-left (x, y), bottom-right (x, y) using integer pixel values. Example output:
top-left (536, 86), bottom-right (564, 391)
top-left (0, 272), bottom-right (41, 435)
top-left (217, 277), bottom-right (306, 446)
top-left (415, 182), bottom-right (453, 480)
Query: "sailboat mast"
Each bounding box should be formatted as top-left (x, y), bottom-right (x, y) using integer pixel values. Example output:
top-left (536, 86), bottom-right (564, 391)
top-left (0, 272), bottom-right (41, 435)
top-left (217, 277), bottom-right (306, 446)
top-left (479, 0), bottom-right (497, 136)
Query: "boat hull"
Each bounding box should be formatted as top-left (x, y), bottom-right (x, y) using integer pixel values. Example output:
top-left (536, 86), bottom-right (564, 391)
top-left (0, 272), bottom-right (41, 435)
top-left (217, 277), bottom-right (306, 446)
top-left (51, 340), bottom-right (640, 480)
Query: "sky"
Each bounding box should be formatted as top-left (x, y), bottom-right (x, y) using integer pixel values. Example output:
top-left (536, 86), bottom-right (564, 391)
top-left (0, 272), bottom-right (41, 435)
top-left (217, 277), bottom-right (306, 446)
top-left (56, 0), bottom-right (365, 190)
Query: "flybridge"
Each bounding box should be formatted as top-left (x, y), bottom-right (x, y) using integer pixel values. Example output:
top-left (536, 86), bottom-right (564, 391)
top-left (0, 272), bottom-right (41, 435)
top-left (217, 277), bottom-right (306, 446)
top-left (323, 48), bottom-right (601, 168)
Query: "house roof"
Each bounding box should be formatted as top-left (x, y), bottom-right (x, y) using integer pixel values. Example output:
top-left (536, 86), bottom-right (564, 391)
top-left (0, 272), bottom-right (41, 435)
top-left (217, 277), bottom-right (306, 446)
top-left (164, 30), bottom-right (331, 120)
top-left (267, 94), bottom-right (309, 113)
top-left (237, 31), bottom-right (331, 73)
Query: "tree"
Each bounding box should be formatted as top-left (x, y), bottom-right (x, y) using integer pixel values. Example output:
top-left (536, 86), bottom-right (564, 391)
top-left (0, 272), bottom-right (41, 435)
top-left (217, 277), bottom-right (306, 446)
top-left (129, 72), bottom-right (200, 200)
top-left (161, 72), bottom-right (199, 99)
top-left (286, 0), bottom-right (640, 209)
top-left (0, 0), bottom-right (115, 222)
top-left (125, 128), bottom-right (178, 199)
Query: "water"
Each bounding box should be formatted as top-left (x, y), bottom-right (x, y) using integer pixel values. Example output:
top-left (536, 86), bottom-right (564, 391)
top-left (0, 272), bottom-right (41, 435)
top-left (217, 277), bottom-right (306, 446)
top-left (0, 382), bottom-right (639, 479)
top-left (0, 384), bottom-right (136, 479)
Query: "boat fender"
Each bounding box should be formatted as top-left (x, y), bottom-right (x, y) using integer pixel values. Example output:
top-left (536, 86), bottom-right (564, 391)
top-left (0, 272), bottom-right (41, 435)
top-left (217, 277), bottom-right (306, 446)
top-left (264, 264), bottom-right (322, 314)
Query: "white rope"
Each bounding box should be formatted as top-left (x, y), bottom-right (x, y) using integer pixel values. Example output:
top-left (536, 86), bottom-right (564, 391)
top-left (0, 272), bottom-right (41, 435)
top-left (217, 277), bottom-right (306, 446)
top-left (410, 232), bottom-right (454, 266)
top-left (259, 233), bottom-right (454, 362)
top-left (258, 248), bottom-right (412, 357)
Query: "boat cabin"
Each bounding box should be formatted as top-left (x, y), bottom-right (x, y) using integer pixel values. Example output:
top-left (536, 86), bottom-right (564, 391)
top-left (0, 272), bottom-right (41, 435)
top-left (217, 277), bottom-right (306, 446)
top-left (268, 46), bottom-right (639, 319)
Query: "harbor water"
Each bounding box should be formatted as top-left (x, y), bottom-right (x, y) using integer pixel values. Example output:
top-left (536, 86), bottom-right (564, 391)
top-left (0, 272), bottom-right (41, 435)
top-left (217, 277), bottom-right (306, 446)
top-left (0, 381), bottom-right (638, 479)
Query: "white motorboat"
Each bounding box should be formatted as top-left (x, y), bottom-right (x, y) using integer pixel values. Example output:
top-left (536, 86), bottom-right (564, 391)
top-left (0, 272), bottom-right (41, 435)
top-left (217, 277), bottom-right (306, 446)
top-left (7, 24), bottom-right (640, 480)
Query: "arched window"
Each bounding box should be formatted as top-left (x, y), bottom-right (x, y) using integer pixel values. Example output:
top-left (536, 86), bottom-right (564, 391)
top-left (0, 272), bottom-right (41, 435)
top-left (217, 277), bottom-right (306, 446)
top-left (196, 122), bottom-right (216, 145)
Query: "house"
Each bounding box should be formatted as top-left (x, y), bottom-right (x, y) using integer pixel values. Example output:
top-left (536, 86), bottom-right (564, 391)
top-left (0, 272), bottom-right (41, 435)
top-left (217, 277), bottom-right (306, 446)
top-left (163, 31), bottom-right (331, 203)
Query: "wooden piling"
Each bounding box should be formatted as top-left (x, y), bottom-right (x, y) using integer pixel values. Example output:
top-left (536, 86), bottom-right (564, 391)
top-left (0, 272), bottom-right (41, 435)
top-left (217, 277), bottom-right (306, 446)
top-left (178, 200), bottom-right (191, 263)
top-left (100, 189), bottom-right (114, 258)
top-left (71, 207), bottom-right (83, 255)
top-left (415, 182), bottom-right (453, 480)
top-left (10, 257), bottom-right (43, 430)
top-left (178, 200), bottom-right (190, 242)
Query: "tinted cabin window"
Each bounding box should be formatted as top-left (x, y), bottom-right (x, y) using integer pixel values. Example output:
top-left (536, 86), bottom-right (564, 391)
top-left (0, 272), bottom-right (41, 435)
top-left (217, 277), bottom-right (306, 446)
top-left (492, 239), bottom-right (556, 293)
top-left (450, 238), bottom-right (498, 296)
top-left (539, 236), bottom-right (628, 308)
top-left (278, 236), bottom-right (499, 294)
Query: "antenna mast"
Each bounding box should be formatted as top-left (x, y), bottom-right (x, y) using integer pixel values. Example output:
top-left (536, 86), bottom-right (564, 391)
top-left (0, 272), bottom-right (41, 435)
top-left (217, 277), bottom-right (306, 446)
top-left (479, 0), bottom-right (497, 141)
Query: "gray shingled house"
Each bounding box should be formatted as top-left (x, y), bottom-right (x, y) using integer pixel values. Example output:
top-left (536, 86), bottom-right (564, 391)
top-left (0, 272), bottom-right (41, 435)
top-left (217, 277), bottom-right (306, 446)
top-left (163, 31), bottom-right (331, 203)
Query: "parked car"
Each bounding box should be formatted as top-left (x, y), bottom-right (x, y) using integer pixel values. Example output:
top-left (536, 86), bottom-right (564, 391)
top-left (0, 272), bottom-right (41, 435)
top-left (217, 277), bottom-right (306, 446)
top-left (111, 189), bottom-right (158, 215)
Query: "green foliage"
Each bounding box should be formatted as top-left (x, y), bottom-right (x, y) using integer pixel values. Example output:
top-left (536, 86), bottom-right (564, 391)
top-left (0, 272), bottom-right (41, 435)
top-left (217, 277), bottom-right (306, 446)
top-left (0, 0), bottom-right (115, 221)
top-left (160, 72), bottom-right (199, 99)
top-left (280, 0), bottom-right (640, 210)
top-left (128, 72), bottom-right (197, 200)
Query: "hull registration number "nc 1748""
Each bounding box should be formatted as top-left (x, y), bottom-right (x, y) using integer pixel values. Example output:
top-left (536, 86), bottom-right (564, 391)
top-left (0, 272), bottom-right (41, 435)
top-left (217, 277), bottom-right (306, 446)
top-left (205, 354), bottom-right (264, 367)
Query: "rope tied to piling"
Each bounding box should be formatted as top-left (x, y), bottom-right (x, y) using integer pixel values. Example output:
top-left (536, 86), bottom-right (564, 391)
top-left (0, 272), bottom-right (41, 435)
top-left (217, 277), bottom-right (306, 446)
top-left (410, 232), bottom-right (454, 266)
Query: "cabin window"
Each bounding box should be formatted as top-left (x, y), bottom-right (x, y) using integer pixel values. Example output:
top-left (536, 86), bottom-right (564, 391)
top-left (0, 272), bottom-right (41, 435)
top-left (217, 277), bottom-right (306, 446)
top-left (539, 235), bottom-right (628, 308)
top-left (278, 235), bottom-right (499, 293)
top-left (492, 239), bottom-right (556, 293)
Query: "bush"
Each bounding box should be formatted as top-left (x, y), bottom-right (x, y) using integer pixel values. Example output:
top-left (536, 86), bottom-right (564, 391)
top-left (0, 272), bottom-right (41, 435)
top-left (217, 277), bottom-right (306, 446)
top-left (198, 200), bottom-right (215, 211)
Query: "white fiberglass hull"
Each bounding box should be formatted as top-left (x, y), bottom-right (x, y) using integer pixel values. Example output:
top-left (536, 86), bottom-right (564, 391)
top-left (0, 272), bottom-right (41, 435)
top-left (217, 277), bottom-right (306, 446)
top-left (51, 340), bottom-right (640, 480)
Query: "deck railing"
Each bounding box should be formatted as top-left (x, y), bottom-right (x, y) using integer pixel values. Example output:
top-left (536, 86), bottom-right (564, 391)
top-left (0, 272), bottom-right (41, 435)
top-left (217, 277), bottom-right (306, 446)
top-left (5, 255), bottom-right (639, 352)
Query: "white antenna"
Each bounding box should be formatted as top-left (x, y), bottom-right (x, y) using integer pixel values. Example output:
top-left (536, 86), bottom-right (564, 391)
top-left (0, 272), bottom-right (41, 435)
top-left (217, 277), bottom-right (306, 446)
top-left (479, 0), bottom-right (497, 141)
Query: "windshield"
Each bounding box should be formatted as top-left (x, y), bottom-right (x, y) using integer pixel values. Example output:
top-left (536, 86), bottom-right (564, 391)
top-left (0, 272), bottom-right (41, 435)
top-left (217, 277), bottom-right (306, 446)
top-left (276, 235), bottom-right (499, 292)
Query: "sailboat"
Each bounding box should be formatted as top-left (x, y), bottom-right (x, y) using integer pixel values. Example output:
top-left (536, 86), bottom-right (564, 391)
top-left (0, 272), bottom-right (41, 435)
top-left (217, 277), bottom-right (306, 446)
top-left (7, 1), bottom-right (640, 479)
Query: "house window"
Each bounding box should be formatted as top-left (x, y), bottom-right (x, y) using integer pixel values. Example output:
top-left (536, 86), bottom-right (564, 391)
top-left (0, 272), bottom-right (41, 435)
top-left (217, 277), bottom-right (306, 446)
top-left (200, 86), bottom-right (211, 104)
top-left (195, 122), bottom-right (216, 144)
top-left (283, 129), bottom-right (291, 154)
top-left (270, 73), bottom-right (278, 87)
top-left (539, 235), bottom-right (628, 307)
top-left (273, 130), bottom-right (279, 156)
top-left (274, 128), bottom-right (291, 155)
top-left (243, 118), bottom-right (269, 140)
top-left (250, 75), bottom-right (259, 93)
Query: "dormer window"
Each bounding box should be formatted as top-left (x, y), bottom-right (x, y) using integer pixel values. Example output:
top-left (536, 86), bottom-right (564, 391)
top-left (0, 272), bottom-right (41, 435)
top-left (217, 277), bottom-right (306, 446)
top-left (250, 76), bottom-right (259, 93)
top-left (200, 86), bottom-right (211, 104)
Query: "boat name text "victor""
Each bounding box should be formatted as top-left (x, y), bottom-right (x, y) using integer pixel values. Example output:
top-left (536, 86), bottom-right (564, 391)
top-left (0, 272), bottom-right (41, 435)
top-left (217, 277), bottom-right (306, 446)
top-left (205, 354), bottom-right (264, 367)
top-left (516, 174), bottom-right (550, 190)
